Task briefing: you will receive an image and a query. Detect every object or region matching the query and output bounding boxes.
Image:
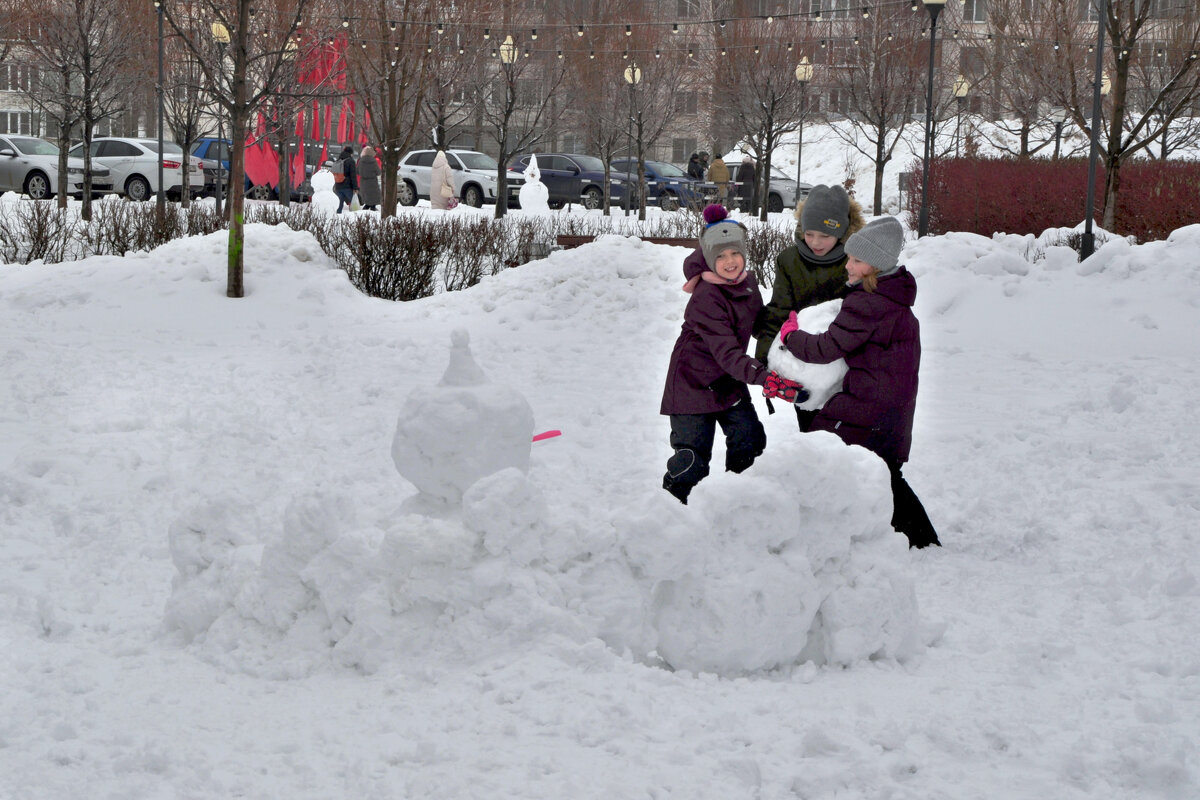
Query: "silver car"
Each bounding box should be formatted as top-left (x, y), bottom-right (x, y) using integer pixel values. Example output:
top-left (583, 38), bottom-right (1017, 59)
top-left (0, 135), bottom-right (113, 200)
top-left (765, 166), bottom-right (812, 212)
top-left (67, 137), bottom-right (203, 202)
top-left (397, 149), bottom-right (524, 208)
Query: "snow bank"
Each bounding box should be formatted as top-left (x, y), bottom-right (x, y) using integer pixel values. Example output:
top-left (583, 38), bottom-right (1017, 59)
top-left (163, 324), bottom-right (919, 678)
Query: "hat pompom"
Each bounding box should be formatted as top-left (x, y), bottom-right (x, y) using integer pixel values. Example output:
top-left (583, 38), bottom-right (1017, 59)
top-left (702, 204), bottom-right (728, 225)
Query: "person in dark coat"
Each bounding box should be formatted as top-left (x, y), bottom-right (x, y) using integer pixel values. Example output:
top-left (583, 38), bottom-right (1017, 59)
top-left (660, 205), bottom-right (801, 504)
top-left (735, 155), bottom-right (756, 213)
top-left (335, 145), bottom-right (358, 213)
top-left (778, 216), bottom-right (940, 548)
top-left (754, 184), bottom-right (865, 430)
top-left (356, 145), bottom-right (381, 211)
top-left (687, 152), bottom-right (703, 180)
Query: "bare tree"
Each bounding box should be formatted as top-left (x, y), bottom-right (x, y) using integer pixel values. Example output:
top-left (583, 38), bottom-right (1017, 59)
top-left (338, 0), bottom-right (435, 217)
top-left (160, 0), bottom-right (313, 298)
top-left (1023, 0), bottom-right (1200, 228)
top-left (466, 10), bottom-right (569, 218)
top-left (163, 16), bottom-right (214, 208)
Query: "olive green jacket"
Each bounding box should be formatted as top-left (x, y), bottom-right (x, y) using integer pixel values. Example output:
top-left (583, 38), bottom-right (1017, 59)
top-left (752, 244), bottom-right (850, 362)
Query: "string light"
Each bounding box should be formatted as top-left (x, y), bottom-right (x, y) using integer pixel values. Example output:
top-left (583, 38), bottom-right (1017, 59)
top-left (719, 19), bottom-right (726, 27)
top-left (766, 15), bottom-right (773, 23)
top-left (483, 28), bottom-right (489, 39)
top-left (672, 23), bottom-right (679, 34)
top-left (589, 49), bottom-right (595, 59)
top-left (557, 48), bottom-right (562, 58)
top-left (862, 7), bottom-right (870, 17)
top-left (341, 16), bottom-right (348, 27)
top-left (388, 20), bottom-right (395, 31)
top-left (531, 28), bottom-right (537, 40)
top-left (655, 49), bottom-right (661, 58)
top-left (786, 41), bottom-right (793, 51)
top-left (436, 20), bottom-right (443, 34)
top-left (625, 24), bottom-right (631, 35)
top-left (577, 25), bottom-right (583, 37)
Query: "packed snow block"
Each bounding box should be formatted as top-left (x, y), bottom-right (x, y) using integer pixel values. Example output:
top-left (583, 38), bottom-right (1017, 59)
top-left (392, 329), bottom-right (535, 506)
top-left (462, 467), bottom-right (548, 564)
top-left (763, 299), bottom-right (848, 411)
top-left (622, 431), bottom-right (920, 674)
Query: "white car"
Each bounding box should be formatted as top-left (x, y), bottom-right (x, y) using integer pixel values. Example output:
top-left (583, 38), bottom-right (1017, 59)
top-left (397, 149), bottom-right (524, 208)
top-left (0, 135), bottom-right (113, 200)
top-left (67, 137), bottom-right (203, 202)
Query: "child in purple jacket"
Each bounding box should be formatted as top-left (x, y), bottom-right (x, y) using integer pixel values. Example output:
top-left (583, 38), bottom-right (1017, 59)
top-left (659, 206), bottom-right (803, 504)
top-left (777, 216), bottom-right (940, 547)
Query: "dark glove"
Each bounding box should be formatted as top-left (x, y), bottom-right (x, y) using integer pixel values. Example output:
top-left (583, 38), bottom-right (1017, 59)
top-left (763, 372), bottom-right (810, 405)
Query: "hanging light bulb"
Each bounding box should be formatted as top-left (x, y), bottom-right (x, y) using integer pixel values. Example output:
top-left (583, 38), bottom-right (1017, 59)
top-left (688, 47), bottom-right (694, 58)
top-left (531, 28), bottom-right (537, 40)
top-left (589, 49), bottom-right (595, 59)
top-left (483, 28), bottom-right (490, 40)
top-left (557, 48), bottom-right (562, 59)
top-left (787, 41), bottom-right (793, 51)
top-left (863, 6), bottom-right (870, 17)
top-left (389, 20), bottom-right (396, 31)
top-left (766, 15), bottom-right (773, 23)
top-left (341, 16), bottom-right (348, 27)
top-left (436, 21), bottom-right (443, 34)
top-left (577, 25), bottom-right (584, 37)
top-left (753, 45), bottom-right (759, 54)
top-left (719, 19), bottom-right (726, 27)
top-left (625, 24), bottom-right (631, 36)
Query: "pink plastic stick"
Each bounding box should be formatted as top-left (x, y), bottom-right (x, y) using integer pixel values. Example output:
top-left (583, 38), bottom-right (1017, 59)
top-left (532, 430), bottom-right (562, 442)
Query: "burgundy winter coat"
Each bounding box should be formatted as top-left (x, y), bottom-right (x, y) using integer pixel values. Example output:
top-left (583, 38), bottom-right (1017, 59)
top-left (661, 253), bottom-right (766, 415)
top-left (783, 267), bottom-right (920, 464)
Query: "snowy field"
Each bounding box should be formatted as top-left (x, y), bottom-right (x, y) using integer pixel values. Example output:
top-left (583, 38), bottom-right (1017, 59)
top-left (2, 194), bottom-right (1199, 798)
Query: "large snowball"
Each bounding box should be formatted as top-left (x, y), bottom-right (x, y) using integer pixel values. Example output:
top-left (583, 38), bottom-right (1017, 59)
top-left (763, 299), bottom-right (848, 411)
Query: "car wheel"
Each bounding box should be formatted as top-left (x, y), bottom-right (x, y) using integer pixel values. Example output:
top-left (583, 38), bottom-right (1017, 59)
top-left (248, 183), bottom-right (273, 201)
top-left (125, 175), bottom-right (151, 202)
top-left (658, 192), bottom-right (680, 212)
top-left (582, 187), bottom-right (603, 210)
top-left (767, 192), bottom-right (784, 214)
top-left (24, 171), bottom-right (51, 200)
top-left (398, 180), bottom-right (417, 206)
top-left (462, 184), bottom-right (483, 208)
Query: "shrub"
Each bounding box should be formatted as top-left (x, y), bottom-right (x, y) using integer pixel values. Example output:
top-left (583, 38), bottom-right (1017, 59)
top-left (906, 156), bottom-right (1200, 243)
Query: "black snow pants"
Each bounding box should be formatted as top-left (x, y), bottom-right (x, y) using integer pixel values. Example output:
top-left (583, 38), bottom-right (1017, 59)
top-left (663, 401), bottom-right (766, 504)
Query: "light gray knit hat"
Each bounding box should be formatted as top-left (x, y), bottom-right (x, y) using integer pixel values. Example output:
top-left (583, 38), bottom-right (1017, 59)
top-left (844, 216), bottom-right (905, 275)
top-left (799, 184), bottom-right (850, 239)
top-left (699, 204), bottom-right (748, 270)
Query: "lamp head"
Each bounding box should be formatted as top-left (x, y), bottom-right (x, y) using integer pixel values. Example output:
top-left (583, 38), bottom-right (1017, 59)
top-left (211, 21), bottom-right (230, 43)
top-left (795, 57), bottom-right (813, 83)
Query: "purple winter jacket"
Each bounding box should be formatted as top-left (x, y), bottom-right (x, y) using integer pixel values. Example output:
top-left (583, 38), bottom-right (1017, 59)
top-left (661, 251), bottom-right (767, 415)
top-left (783, 267), bottom-right (920, 464)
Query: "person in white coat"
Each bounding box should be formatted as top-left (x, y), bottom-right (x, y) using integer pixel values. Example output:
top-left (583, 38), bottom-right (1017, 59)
top-left (430, 150), bottom-right (456, 210)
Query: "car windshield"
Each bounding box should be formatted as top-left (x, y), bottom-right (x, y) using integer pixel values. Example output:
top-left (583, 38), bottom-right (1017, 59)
top-left (649, 161), bottom-right (688, 178)
top-left (9, 137), bottom-right (59, 156)
top-left (455, 152), bottom-right (498, 171)
top-left (570, 155), bottom-right (605, 172)
top-left (140, 141), bottom-right (184, 155)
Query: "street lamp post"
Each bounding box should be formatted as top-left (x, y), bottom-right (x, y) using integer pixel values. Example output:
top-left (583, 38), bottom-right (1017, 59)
top-left (917, 0), bottom-right (948, 238)
top-left (155, 0), bottom-right (165, 214)
top-left (623, 62), bottom-right (641, 218)
top-left (794, 57), bottom-right (813, 206)
top-left (211, 21), bottom-right (229, 219)
top-left (497, 35), bottom-right (517, 218)
top-left (1081, 3), bottom-right (1111, 264)
top-left (953, 75), bottom-right (970, 158)
top-left (1050, 106), bottom-right (1069, 160)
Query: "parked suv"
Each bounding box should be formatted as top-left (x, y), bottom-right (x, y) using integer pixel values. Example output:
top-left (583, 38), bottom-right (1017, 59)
top-left (510, 153), bottom-right (636, 210)
top-left (611, 158), bottom-right (712, 211)
top-left (67, 137), bottom-right (203, 201)
top-left (190, 138), bottom-right (230, 198)
top-left (397, 149), bottom-right (523, 208)
top-left (764, 166), bottom-right (811, 212)
top-left (0, 135), bottom-right (112, 199)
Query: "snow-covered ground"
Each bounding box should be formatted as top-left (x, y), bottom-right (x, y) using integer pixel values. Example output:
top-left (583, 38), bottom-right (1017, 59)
top-left (3, 199), bottom-right (1199, 798)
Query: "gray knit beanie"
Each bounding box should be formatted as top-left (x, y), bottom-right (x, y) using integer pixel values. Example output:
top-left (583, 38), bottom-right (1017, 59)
top-left (699, 204), bottom-right (748, 269)
top-left (799, 184), bottom-right (850, 239)
top-left (844, 216), bottom-right (905, 275)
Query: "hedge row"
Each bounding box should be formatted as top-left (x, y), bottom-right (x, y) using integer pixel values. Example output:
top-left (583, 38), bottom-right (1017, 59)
top-left (906, 156), bottom-right (1200, 243)
top-left (1, 202), bottom-right (793, 300)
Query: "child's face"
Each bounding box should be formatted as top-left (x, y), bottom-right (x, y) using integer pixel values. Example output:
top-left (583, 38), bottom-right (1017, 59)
top-left (804, 231), bottom-right (839, 256)
top-left (713, 248), bottom-right (746, 281)
top-left (845, 255), bottom-right (875, 284)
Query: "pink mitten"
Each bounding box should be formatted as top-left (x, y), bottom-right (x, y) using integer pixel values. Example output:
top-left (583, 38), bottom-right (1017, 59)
top-left (778, 311), bottom-right (799, 343)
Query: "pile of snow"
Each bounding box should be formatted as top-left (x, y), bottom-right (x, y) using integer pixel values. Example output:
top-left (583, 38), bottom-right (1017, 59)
top-left (164, 324), bottom-right (920, 677)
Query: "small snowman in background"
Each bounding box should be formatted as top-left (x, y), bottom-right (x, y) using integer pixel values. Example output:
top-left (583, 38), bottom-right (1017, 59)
top-left (518, 153), bottom-right (549, 213)
top-left (310, 163), bottom-right (340, 214)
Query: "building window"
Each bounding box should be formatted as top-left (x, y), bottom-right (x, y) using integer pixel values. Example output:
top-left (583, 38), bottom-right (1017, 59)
top-left (671, 137), bottom-right (698, 163)
top-left (0, 111), bottom-right (34, 135)
top-left (0, 64), bottom-right (38, 92)
top-left (674, 90), bottom-right (698, 114)
top-left (963, 0), bottom-right (987, 23)
top-left (560, 132), bottom-right (583, 153)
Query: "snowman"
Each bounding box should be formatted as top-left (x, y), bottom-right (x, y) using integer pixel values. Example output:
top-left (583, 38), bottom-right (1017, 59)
top-left (518, 153), bottom-right (550, 213)
top-left (391, 329), bottom-right (535, 512)
top-left (310, 163), bottom-right (340, 214)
